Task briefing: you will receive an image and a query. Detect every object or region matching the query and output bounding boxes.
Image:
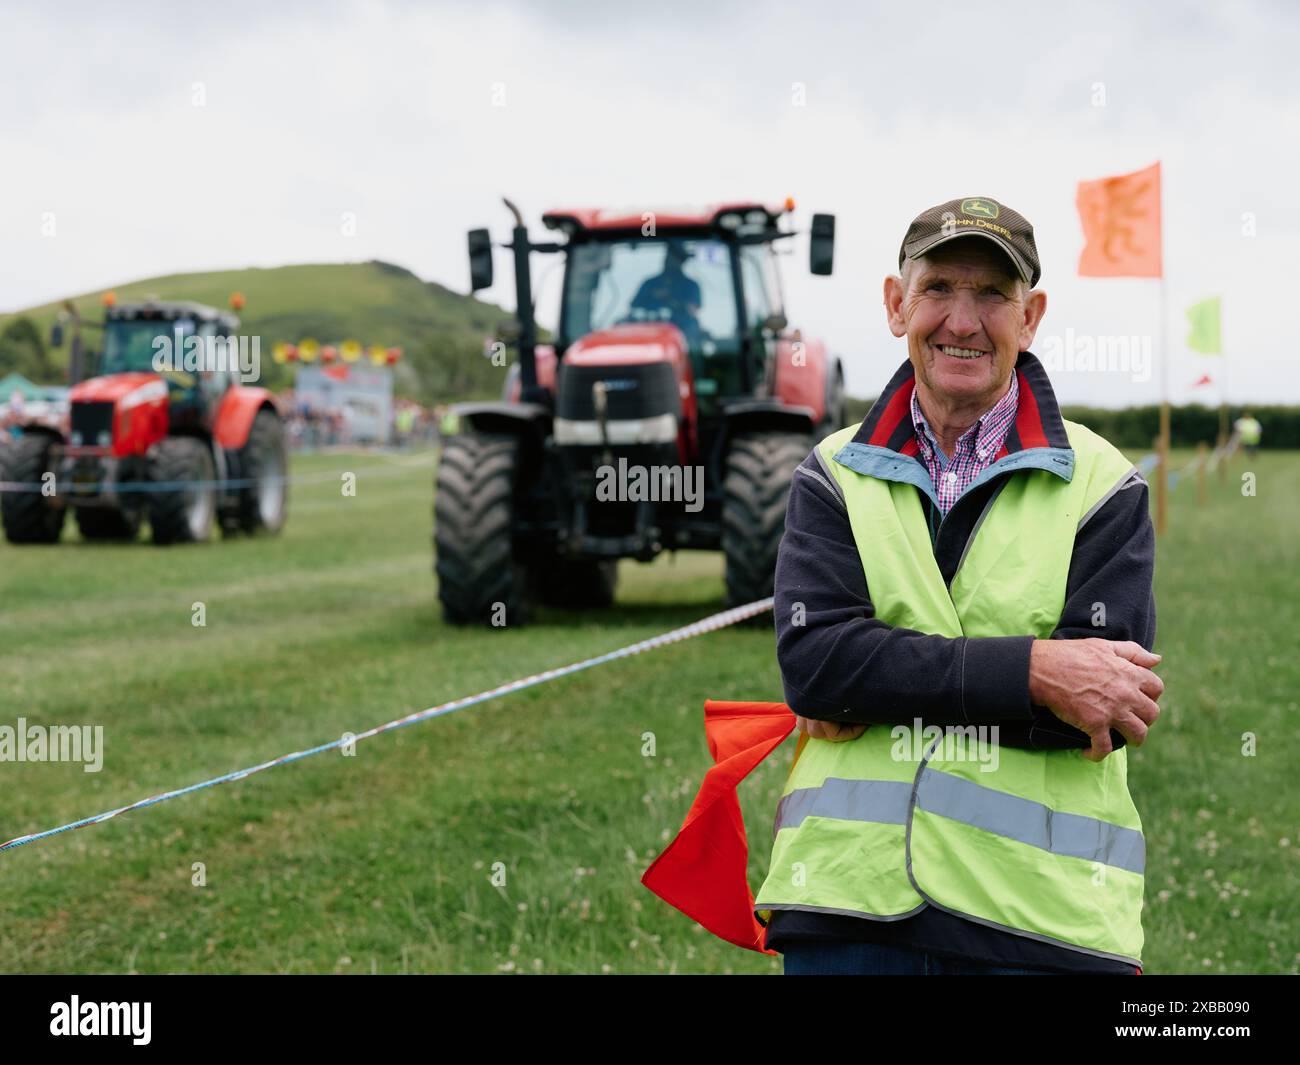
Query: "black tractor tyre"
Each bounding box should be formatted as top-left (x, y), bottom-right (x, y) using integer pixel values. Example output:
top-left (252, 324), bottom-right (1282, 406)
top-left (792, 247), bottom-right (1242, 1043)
top-left (235, 409), bottom-right (288, 535)
top-left (147, 437), bottom-right (217, 545)
top-left (722, 431), bottom-right (810, 611)
top-left (434, 433), bottom-right (532, 626)
top-left (75, 505), bottom-right (141, 541)
top-left (0, 432), bottom-right (66, 544)
top-left (530, 557), bottom-right (619, 609)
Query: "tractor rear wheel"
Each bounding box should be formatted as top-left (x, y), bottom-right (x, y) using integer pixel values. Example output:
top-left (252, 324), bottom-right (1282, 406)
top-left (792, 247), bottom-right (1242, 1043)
top-left (75, 506), bottom-right (141, 541)
top-left (235, 409), bottom-right (288, 535)
top-left (434, 433), bottom-right (531, 625)
top-left (148, 437), bottom-right (217, 545)
top-left (0, 432), bottom-right (65, 544)
top-left (722, 431), bottom-right (809, 608)
top-left (530, 557), bottom-right (619, 609)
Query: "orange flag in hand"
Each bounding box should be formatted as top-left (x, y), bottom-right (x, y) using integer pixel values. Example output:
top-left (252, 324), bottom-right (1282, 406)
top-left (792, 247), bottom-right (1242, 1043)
top-left (1076, 161), bottom-right (1163, 277)
top-left (641, 700), bottom-right (796, 953)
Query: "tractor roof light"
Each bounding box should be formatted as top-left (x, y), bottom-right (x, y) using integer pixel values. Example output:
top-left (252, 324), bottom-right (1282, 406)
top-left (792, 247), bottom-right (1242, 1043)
top-left (717, 212), bottom-right (742, 231)
top-left (744, 209), bottom-right (768, 225)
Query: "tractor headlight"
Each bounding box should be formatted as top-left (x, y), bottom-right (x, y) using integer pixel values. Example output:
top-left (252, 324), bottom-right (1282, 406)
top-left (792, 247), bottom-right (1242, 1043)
top-left (71, 431), bottom-right (83, 446)
top-left (97, 431), bottom-right (111, 447)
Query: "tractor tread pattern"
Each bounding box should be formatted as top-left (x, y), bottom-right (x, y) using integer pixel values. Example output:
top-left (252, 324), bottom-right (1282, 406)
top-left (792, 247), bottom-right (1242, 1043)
top-left (722, 430), bottom-right (810, 608)
top-left (434, 433), bottom-right (529, 625)
top-left (148, 437), bottom-right (215, 546)
top-left (0, 433), bottom-right (65, 544)
top-left (236, 408), bottom-right (288, 535)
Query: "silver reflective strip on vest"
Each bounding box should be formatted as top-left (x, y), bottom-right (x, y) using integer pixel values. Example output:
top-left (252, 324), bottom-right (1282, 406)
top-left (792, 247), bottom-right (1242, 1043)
top-left (915, 770), bottom-right (1146, 874)
top-left (773, 778), bottom-right (913, 839)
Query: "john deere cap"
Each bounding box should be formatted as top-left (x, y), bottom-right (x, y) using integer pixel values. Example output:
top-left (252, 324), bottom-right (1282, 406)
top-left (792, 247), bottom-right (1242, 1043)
top-left (899, 197), bottom-right (1040, 287)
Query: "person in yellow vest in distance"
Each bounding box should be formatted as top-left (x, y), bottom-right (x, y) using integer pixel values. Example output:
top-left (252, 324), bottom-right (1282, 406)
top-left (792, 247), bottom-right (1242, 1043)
top-left (1233, 412), bottom-right (1262, 458)
top-left (760, 196), bottom-right (1164, 975)
top-left (394, 403), bottom-right (417, 449)
top-left (437, 405), bottom-right (460, 441)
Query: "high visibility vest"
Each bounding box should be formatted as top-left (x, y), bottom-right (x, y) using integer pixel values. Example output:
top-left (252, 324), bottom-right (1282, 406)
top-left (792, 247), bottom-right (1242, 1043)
top-left (752, 418), bottom-right (1147, 966)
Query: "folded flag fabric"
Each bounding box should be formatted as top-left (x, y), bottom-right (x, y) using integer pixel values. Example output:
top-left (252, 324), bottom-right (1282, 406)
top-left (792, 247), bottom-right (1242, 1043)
top-left (641, 699), bottom-right (797, 953)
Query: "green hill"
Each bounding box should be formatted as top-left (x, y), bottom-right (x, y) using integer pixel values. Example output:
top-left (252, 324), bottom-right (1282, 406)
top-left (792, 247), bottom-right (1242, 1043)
top-left (0, 261), bottom-right (516, 404)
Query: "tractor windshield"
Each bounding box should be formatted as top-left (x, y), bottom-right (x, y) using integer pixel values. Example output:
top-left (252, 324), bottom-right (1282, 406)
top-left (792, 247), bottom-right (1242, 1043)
top-left (101, 318), bottom-right (195, 376)
top-left (561, 237), bottom-right (740, 359)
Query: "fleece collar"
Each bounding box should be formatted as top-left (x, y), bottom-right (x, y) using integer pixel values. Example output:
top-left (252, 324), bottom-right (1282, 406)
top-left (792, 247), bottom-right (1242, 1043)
top-left (831, 351), bottom-right (1075, 506)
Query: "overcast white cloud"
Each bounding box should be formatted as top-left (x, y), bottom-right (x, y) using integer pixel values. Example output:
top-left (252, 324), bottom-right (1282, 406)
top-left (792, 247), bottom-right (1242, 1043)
top-left (0, 0), bottom-right (1292, 405)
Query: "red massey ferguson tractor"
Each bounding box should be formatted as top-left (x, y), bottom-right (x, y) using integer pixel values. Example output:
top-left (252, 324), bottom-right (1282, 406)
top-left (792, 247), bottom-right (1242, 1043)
top-left (0, 297), bottom-right (288, 545)
top-left (434, 199), bottom-right (842, 624)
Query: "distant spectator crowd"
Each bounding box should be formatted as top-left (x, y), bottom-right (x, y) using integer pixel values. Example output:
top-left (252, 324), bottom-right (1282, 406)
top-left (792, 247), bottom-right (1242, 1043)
top-left (277, 390), bottom-right (442, 451)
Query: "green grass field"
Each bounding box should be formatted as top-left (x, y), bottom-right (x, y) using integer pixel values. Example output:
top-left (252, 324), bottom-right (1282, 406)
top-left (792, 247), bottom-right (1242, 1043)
top-left (0, 447), bottom-right (1296, 974)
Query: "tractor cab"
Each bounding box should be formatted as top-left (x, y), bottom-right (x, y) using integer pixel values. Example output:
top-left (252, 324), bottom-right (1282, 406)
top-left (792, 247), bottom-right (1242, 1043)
top-left (93, 301), bottom-right (243, 433)
top-left (558, 233), bottom-right (747, 412)
top-left (541, 203), bottom-right (826, 418)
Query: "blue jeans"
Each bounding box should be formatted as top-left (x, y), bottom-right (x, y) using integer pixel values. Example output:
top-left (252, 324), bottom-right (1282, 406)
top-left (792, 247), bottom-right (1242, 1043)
top-left (783, 940), bottom-right (1060, 975)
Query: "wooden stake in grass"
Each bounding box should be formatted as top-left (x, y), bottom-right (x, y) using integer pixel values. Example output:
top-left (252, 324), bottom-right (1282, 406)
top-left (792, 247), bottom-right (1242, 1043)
top-left (1156, 412), bottom-right (1169, 537)
top-left (1197, 441), bottom-right (1208, 507)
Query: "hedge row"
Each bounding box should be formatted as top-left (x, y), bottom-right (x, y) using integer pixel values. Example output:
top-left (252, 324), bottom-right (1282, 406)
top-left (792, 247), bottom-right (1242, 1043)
top-left (841, 397), bottom-right (1299, 449)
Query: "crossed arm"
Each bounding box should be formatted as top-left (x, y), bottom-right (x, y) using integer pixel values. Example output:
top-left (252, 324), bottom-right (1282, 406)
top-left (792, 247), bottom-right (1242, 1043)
top-left (773, 460), bottom-right (1164, 761)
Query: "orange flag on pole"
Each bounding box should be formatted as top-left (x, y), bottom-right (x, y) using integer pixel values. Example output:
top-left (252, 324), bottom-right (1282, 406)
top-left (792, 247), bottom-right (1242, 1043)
top-left (641, 700), bottom-right (796, 953)
top-left (1076, 161), bottom-right (1163, 277)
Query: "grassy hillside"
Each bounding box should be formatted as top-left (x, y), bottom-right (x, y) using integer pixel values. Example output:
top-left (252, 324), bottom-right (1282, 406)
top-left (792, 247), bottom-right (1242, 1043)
top-left (1, 261), bottom-right (515, 405)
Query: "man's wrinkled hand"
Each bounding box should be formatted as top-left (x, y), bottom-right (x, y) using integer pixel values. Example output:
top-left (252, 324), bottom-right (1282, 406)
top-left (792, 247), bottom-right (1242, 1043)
top-left (1028, 638), bottom-right (1164, 763)
top-left (795, 716), bottom-right (867, 742)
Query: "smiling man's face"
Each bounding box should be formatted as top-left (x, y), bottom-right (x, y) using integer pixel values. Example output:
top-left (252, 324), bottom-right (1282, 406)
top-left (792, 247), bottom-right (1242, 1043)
top-left (884, 239), bottom-right (1047, 412)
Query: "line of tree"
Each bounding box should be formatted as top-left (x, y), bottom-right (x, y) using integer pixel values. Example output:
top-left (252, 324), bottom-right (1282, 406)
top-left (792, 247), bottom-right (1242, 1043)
top-left (842, 395), bottom-right (1300, 449)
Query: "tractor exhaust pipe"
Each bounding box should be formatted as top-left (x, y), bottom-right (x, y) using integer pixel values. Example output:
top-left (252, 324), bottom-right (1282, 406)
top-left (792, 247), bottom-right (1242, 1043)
top-left (502, 197), bottom-right (541, 405)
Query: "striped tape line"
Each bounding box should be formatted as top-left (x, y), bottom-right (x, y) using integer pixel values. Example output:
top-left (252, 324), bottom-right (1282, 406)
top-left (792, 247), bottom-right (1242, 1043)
top-left (0, 597), bottom-right (774, 853)
top-left (0, 454), bottom-right (433, 495)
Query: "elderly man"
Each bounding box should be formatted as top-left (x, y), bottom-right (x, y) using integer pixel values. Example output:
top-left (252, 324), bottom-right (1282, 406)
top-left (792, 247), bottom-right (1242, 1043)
top-left (753, 197), bottom-right (1163, 975)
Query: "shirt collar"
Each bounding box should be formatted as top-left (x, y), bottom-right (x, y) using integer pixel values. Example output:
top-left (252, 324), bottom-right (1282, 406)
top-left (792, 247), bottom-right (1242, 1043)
top-left (847, 350), bottom-right (1071, 461)
top-left (910, 372), bottom-right (1019, 460)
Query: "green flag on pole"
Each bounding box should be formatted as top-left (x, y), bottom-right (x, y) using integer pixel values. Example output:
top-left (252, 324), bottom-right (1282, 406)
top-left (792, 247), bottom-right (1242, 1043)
top-left (1186, 296), bottom-right (1221, 354)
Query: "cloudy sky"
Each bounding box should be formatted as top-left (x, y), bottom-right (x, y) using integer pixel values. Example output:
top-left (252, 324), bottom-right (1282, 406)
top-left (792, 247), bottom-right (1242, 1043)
top-left (0, 0), bottom-right (1291, 405)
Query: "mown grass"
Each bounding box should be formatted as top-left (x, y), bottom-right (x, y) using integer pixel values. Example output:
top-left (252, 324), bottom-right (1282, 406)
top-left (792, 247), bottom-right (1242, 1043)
top-left (0, 446), bottom-right (1295, 973)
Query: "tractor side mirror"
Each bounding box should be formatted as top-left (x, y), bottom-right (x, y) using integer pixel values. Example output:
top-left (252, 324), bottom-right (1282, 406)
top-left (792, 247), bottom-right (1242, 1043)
top-left (50, 321), bottom-right (64, 348)
top-left (810, 213), bottom-right (835, 276)
top-left (468, 228), bottom-right (494, 292)
top-left (762, 312), bottom-right (788, 334)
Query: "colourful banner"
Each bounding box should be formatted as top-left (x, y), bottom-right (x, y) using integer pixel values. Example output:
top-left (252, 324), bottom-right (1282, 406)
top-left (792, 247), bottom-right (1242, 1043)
top-left (1077, 161), bottom-right (1163, 278)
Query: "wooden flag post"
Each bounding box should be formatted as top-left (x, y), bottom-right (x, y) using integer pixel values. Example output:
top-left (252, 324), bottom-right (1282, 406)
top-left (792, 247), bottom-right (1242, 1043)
top-left (1157, 276), bottom-right (1169, 536)
top-left (1219, 301), bottom-right (1230, 486)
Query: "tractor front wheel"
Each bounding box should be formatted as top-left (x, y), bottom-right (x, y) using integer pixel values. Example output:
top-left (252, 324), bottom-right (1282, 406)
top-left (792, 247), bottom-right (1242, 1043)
top-left (148, 437), bottom-right (217, 545)
top-left (722, 431), bottom-right (809, 609)
top-left (434, 433), bottom-right (531, 625)
top-left (0, 432), bottom-right (65, 544)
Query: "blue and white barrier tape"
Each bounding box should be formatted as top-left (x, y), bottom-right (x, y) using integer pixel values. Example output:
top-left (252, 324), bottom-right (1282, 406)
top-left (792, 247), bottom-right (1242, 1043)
top-left (0, 597), bottom-right (775, 853)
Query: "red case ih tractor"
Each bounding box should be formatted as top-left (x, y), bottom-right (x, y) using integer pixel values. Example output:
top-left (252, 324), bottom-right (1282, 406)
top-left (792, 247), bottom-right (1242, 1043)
top-left (0, 297), bottom-right (288, 545)
top-left (435, 199), bottom-right (842, 624)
